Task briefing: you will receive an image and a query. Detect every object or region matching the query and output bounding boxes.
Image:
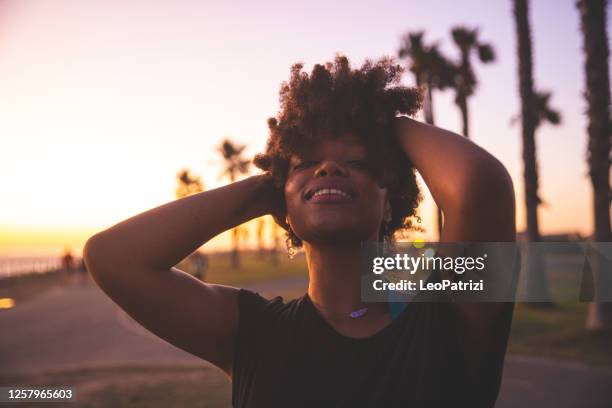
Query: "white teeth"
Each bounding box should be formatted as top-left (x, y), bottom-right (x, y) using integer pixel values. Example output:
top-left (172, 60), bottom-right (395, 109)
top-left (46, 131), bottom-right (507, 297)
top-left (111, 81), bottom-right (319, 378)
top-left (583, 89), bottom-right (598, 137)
top-left (312, 188), bottom-right (350, 198)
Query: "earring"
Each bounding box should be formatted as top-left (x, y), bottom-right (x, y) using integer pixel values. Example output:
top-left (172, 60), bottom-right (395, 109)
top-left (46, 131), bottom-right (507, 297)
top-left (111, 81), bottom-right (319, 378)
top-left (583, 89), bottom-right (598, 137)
top-left (285, 232), bottom-right (298, 259)
top-left (286, 239), bottom-right (298, 259)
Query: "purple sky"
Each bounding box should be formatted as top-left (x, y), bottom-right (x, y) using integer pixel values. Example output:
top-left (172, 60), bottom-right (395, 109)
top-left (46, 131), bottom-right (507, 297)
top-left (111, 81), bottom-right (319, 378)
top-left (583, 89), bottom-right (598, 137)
top-left (0, 0), bottom-right (608, 254)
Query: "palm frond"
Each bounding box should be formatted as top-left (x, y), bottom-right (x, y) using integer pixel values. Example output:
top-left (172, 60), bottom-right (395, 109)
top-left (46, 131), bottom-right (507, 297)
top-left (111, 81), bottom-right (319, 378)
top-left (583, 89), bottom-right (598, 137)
top-left (478, 44), bottom-right (496, 63)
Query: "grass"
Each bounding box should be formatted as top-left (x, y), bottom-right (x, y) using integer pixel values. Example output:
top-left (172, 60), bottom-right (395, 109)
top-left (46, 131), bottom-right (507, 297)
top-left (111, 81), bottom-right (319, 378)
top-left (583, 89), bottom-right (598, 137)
top-left (177, 250), bottom-right (308, 286)
top-left (509, 302), bottom-right (612, 367)
top-left (507, 250), bottom-right (612, 367)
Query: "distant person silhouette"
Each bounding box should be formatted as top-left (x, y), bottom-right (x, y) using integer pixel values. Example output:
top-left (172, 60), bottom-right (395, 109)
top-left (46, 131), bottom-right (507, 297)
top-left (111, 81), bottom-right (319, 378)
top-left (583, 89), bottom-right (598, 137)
top-left (61, 247), bottom-right (74, 271)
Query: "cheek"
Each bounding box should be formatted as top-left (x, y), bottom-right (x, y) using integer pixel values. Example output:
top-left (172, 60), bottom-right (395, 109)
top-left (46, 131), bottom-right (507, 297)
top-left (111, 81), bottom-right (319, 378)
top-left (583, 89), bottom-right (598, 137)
top-left (283, 176), bottom-right (304, 217)
top-left (361, 188), bottom-right (387, 221)
top-left (356, 175), bottom-right (388, 210)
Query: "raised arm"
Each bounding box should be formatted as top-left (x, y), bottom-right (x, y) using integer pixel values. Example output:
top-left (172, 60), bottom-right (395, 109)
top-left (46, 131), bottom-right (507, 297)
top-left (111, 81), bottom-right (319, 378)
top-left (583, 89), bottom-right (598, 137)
top-left (393, 116), bottom-right (516, 303)
top-left (393, 116), bottom-right (516, 243)
top-left (393, 117), bottom-right (517, 384)
top-left (83, 174), bottom-right (281, 376)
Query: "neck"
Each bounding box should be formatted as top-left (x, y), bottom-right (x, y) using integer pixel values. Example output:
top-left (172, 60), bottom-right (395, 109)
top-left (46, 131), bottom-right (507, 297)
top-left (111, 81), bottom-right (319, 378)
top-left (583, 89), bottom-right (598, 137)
top-left (304, 240), bottom-right (385, 318)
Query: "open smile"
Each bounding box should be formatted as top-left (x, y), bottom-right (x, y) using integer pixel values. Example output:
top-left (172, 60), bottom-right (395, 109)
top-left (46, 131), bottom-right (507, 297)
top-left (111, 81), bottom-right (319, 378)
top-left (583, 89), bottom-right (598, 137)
top-left (304, 187), bottom-right (355, 204)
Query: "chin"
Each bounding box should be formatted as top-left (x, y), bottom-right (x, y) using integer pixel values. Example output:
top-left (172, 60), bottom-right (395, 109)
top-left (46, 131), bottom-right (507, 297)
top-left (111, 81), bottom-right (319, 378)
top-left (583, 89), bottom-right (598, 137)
top-left (299, 223), bottom-right (375, 245)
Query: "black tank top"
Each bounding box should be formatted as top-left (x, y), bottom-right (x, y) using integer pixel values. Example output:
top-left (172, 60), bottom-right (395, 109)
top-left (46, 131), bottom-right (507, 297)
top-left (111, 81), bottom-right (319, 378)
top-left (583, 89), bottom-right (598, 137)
top-left (232, 288), bottom-right (513, 407)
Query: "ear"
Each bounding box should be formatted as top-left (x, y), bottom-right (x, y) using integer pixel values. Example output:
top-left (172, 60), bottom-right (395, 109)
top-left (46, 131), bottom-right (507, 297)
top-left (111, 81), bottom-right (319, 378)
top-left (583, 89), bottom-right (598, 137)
top-left (272, 211), bottom-right (291, 232)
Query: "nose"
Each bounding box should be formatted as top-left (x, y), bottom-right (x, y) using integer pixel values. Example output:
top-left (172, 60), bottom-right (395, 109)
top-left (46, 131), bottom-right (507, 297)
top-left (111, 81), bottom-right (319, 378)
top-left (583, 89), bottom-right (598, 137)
top-left (314, 160), bottom-right (348, 178)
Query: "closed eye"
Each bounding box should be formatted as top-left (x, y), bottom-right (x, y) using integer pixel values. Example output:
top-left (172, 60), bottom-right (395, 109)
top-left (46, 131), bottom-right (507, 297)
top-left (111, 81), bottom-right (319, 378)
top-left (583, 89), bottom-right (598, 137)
top-left (346, 160), bottom-right (368, 169)
top-left (293, 160), bottom-right (317, 171)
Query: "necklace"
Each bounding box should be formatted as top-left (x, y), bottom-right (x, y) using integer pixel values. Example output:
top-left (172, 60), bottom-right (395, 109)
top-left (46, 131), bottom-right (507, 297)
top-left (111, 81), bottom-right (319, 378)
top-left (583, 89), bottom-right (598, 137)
top-left (349, 307), bottom-right (369, 318)
top-left (308, 295), bottom-right (369, 319)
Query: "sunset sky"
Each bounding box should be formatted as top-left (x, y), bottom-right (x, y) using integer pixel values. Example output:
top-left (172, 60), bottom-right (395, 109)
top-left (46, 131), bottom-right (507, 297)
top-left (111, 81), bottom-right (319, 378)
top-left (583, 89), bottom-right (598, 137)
top-left (0, 0), bottom-right (608, 257)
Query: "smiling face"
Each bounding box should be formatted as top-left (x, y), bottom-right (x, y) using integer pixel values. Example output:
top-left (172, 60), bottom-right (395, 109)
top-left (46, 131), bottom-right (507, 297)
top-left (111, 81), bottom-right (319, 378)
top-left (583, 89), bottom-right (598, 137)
top-left (284, 134), bottom-right (389, 246)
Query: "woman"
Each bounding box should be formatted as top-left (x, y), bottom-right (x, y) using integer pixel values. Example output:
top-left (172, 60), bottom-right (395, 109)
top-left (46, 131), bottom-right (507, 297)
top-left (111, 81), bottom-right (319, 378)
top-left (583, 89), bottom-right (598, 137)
top-left (84, 55), bottom-right (516, 407)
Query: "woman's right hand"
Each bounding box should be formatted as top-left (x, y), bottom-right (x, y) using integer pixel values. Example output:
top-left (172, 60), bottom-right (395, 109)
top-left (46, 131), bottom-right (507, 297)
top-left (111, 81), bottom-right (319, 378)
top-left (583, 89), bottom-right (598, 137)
top-left (251, 173), bottom-right (290, 231)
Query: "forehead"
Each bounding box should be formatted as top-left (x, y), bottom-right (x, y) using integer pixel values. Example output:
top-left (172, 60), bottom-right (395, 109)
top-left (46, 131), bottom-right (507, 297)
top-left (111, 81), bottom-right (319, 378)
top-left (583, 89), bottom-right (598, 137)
top-left (290, 134), bottom-right (367, 161)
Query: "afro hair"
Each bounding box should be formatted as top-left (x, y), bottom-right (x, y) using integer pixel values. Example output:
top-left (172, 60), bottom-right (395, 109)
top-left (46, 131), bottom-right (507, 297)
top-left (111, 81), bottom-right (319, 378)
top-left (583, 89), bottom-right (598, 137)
top-left (254, 54), bottom-right (424, 249)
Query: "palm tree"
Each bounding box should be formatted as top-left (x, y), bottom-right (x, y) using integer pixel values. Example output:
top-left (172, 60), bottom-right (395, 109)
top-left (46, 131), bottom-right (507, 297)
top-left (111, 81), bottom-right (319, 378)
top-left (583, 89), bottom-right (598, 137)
top-left (513, 0), bottom-right (539, 241)
top-left (577, 0), bottom-right (612, 331)
top-left (217, 138), bottom-right (251, 269)
top-left (398, 32), bottom-right (455, 128)
top-left (450, 26), bottom-right (495, 138)
top-left (218, 139), bottom-right (251, 183)
top-left (514, 89), bottom-right (562, 303)
top-left (512, 0), bottom-right (553, 304)
top-left (175, 168), bottom-right (204, 199)
top-left (511, 90), bottom-right (562, 127)
top-left (398, 32), bottom-right (455, 238)
top-left (533, 91), bottom-right (562, 127)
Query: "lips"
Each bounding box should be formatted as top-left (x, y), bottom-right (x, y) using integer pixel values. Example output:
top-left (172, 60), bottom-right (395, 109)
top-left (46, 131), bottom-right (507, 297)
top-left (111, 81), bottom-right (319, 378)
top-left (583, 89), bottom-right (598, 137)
top-left (304, 185), bottom-right (355, 202)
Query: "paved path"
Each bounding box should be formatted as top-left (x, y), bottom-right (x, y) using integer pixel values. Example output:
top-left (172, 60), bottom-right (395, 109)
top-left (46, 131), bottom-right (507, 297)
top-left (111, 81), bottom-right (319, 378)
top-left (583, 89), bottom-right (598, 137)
top-left (0, 277), bottom-right (610, 407)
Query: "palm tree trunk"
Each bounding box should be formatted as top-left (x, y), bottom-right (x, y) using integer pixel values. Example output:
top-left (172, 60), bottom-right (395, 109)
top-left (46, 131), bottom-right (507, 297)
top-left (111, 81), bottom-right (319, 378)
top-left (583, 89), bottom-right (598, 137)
top-left (457, 93), bottom-right (470, 138)
top-left (513, 0), bottom-right (551, 304)
top-left (578, 0), bottom-right (612, 331)
top-left (424, 84), bottom-right (435, 125)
